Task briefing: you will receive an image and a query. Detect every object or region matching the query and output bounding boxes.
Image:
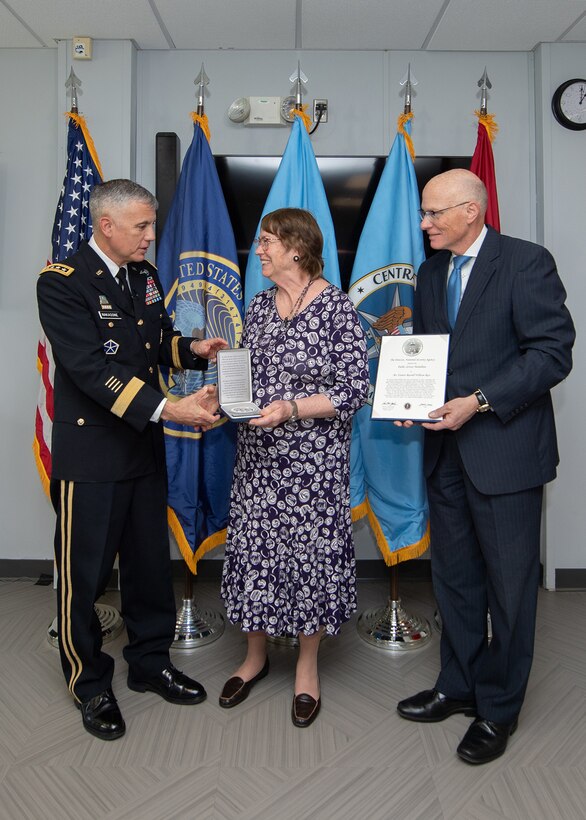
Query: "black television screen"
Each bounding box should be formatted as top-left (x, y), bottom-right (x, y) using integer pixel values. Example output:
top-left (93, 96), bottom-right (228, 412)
top-left (214, 155), bottom-right (471, 291)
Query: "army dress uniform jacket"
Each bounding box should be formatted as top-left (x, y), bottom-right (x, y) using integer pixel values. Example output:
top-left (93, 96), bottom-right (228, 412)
top-left (37, 242), bottom-right (206, 483)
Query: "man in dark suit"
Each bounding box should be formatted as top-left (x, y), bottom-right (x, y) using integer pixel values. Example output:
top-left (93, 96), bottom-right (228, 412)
top-left (37, 179), bottom-right (228, 741)
top-left (396, 170), bottom-right (575, 764)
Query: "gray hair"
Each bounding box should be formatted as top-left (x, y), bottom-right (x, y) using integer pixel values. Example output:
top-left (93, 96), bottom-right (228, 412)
top-left (89, 179), bottom-right (157, 223)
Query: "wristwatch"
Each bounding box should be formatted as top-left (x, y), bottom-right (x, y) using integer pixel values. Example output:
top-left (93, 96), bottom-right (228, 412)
top-left (474, 389), bottom-right (491, 413)
top-left (289, 400), bottom-right (300, 421)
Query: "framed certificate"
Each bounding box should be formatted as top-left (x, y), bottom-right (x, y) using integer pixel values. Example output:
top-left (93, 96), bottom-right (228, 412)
top-left (216, 348), bottom-right (262, 422)
top-left (372, 334), bottom-right (450, 422)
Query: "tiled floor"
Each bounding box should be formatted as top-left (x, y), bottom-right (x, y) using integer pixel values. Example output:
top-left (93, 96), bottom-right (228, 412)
top-left (1, 576), bottom-right (585, 819)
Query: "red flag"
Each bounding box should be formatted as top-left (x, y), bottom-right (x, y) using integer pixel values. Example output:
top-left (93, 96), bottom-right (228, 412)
top-left (470, 113), bottom-right (500, 232)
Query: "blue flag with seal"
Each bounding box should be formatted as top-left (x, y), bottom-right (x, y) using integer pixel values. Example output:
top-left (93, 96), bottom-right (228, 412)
top-left (156, 114), bottom-right (244, 573)
top-left (244, 111), bottom-right (340, 306)
top-left (348, 114), bottom-right (429, 564)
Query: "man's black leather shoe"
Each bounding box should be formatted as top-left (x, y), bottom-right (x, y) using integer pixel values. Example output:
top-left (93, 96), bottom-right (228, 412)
top-left (457, 717), bottom-right (518, 764)
top-left (397, 689), bottom-right (476, 722)
top-left (219, 657), bottom-right (269, 708)
top-left (76, 688), bottom-right (126, 741)
top-left (127, 664), bottom-right (207, 704)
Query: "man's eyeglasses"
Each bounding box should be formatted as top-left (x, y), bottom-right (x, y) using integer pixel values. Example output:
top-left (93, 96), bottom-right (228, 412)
top-left (418, 201), bottom-right (470, 222)
top-left (254, 236), bottom-right (280, 249)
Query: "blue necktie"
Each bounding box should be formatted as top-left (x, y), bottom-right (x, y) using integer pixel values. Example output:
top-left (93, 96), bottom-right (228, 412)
top-left (447, 255), bottom-right (470, 328)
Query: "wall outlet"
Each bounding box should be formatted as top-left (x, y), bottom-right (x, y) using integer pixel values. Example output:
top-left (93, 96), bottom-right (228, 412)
top-left (313, 99), bottom-right (328, 123)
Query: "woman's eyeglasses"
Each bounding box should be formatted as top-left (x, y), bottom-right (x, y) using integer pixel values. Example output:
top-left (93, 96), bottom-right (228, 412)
top-left (254, 236), bottom-right (280, 249)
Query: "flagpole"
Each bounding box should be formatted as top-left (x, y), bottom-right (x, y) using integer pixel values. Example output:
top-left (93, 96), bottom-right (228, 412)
top-left (356, 65), bottom-right (432, 651)
top-left (172, 64), bottom-right (224, 649)
top-left (264, 61), bottom-right (316, 652)
top-left (46, 69), bottom-right (124, 648)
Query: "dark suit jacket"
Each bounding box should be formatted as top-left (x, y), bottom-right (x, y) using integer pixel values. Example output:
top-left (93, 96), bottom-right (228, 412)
top-left (37, 242), bottom-right (206, 483)
top-left (414, 227), bottom-right (575, 495)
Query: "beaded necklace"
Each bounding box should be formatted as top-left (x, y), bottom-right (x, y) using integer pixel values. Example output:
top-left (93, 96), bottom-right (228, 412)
top-left (253, 278), bottom-right (317, 346)
top-left (279, 277), bottom-right (315, 325)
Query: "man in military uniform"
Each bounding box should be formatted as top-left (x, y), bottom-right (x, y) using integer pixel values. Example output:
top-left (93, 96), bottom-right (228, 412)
top-left (37, 179), bottom-right (228, 741)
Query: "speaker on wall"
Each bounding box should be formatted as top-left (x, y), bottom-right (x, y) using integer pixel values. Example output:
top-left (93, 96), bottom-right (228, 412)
top-left (155, 132), bottom-right (180, 249)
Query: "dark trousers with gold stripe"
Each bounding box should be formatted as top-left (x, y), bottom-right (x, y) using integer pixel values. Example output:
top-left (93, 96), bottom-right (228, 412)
top-left (50, 472), bottom-right (177, 703)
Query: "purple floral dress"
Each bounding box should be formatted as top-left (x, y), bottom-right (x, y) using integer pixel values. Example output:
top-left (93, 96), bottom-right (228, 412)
top-left (221, 285), bottom-right (369, 636)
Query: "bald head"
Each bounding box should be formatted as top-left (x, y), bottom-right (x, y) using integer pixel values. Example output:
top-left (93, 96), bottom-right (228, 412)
top-left (424, 169), bottom-right (488, 217)
top-left (420, 169), bottom-right (487, 254)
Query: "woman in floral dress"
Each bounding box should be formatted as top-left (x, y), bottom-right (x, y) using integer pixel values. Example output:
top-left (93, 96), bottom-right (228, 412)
top-left (220, 209), bottom-right (369, 727)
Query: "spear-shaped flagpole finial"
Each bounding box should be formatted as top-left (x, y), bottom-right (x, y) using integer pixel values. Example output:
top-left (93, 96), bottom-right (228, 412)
top-left (477, 67), bottom-right (492, 115)
top-left (194, 63), bottom-right (210, 116)
top-left (399, 63), bottom-right (418, 114)
top-left (289, 60), bottom-right (308, 110)
top-left (65, 67), bottom-right (82, 114)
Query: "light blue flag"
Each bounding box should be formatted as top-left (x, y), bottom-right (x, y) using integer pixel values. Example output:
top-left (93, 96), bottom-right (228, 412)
top-left (157, 116), bottom-right (244, 573)
top-left (348, 116), bottom-right (429, 564)
top-left (244, 113), bottom-right (340, 306)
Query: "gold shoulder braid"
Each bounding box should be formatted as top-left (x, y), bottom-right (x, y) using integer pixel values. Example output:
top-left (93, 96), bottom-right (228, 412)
top-left (40, 263), bottom-right (75, 277)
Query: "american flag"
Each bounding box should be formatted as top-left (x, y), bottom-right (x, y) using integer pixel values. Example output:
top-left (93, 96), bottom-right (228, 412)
top-left (33, 113), bottom-right (103, 493)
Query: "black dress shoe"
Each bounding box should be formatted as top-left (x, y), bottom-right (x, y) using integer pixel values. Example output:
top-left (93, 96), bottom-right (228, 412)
top-left (76, 688), bottom-right (126, 741)
top-left (219, 657), bottom-right (269, 709)
top-left (291, 693), bottom-right (321, 728)
top-left (397, 689), bottom-right (476, 722)
top-left (457, 717), bottom-right (518, 765)
top-left (127, 664), bottom-right (207, 704)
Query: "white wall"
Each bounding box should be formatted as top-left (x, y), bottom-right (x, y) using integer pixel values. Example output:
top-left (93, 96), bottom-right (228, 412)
top-left (0, 49), bottom-right (58, 560)
top-left (0, 41), bottom-right (582, 582)
top-left (137, 48), bottom-right (534, 242)
top-left (535, 43), bottom-right (585, 588)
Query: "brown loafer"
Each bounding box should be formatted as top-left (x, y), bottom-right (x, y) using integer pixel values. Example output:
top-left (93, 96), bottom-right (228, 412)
top-left (291, 693), bottom-right (321, 728)
top-left (219, 657), bottom-right (269, 708)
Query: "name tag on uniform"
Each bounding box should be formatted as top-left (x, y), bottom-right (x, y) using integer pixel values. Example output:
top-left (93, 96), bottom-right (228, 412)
top-left (99, 310), bottom-right (122, 320)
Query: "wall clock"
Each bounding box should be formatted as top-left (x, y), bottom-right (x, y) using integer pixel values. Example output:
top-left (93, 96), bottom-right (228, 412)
top-left (551, 79), bottom-right (586, 131)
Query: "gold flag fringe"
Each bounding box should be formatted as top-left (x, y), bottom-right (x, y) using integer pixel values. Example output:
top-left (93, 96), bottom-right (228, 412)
top-left (352, 498), bottom-right (430, 566)
top-left (32, 439), bottom-right (50, 499)
top-left (191, 111), bottom-right (211, 142)
top-left (397, 112), bottom-right (416, 161)
top-left (293, 106), bottom-right (312, 132)
top-left (474, 111), bottom-right (499, 142)
top-left (167, 506), bottom-right (227, 575)
top-left (33, 354), bottom-right (51, 498)
top-left (65, 112), bottom-right (104, 180)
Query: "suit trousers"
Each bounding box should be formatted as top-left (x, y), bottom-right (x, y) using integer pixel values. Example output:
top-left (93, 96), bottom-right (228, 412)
top-left (51, 472), bottom-right (177, 703)
top-left (428, 434), bottom-right (543, 724)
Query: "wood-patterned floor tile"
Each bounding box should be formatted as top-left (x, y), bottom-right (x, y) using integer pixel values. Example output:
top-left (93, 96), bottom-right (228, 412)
top-left (1, 577), bottom-right (586, 820)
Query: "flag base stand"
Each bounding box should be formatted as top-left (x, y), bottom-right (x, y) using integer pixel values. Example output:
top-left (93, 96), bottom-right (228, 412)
top-left (266, 635), bottom-right (299, 648)
top-left (266, 632), bottom-right (327, 648)
top-left (356, 565), bottom-right (432, 651)
top-left (173, 567), bottom-right (224, 649)
top-left (47, 603), bottom-right (124, 648)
